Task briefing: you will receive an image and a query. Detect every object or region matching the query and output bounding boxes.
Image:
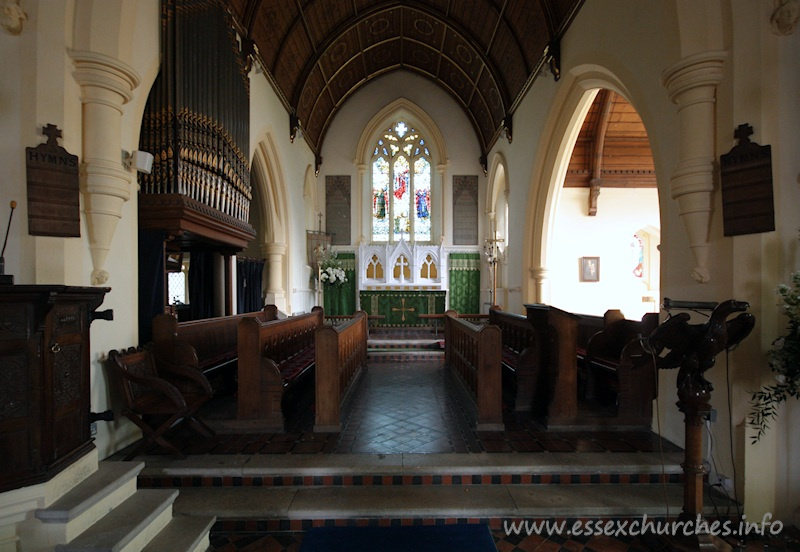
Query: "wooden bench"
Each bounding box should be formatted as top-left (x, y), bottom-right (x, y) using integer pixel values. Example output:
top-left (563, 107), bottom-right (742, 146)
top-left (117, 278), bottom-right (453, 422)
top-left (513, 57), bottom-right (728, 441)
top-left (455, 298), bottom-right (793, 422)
top-left (524, 303), bottom-right (581, 427)
top-left (151, 305), bottom-right (278, 387)
top-left (237, 307), bottom-right (323, 430)
top-left (314, 311), bottom-right (369, 432)
top-left (488, 307), bottom-right (542, 413)
top-left (443, 310), bottom-right (504, 431)
top-left (583, 310), bottom-right (659, 426)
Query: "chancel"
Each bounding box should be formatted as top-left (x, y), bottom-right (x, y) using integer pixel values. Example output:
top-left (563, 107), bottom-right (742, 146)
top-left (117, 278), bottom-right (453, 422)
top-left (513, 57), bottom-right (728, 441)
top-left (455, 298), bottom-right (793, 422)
top-left (1, 1), bottom-right (799, 551)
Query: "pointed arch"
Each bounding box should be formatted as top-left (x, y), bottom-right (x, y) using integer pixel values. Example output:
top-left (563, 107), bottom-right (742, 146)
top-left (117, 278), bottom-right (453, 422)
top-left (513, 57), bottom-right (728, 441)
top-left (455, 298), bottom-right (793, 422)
top-left (486, 152), bottom-right (509, 215)
top-left (355, 99), bottom-right (448, 245)
top-left (523, 66), bottom-right (647, 304)
top-left (487, 153), bottom-right (510, 307)
top-left (252, 135), bottom-right (288, 244)
top-left (251, 133), bottom-right (289, 311)
top-left (303, 164), bottom-right (319, 232)
top-left (355, 98), bottom-right (448, 166)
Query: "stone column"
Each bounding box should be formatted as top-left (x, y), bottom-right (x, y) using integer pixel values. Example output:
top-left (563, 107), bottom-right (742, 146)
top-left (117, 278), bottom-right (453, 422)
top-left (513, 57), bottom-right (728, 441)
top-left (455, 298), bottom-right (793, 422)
top-left (70, 50), bottom-right (140, 285)
top-left (263, 242), bottom-right (287, 311)
top-left (530, 266), bottom-right (549, 304)
top-left (661, 51), bottom-right (727, 283)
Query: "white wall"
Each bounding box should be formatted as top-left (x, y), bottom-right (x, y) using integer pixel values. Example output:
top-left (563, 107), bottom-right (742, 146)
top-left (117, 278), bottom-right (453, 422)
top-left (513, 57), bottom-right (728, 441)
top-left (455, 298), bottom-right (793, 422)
top-left (549, 188), bottom-right (660, 319)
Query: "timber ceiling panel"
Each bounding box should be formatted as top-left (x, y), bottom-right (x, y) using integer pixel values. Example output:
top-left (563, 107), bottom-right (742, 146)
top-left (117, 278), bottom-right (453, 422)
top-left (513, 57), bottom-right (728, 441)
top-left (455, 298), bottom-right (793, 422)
top-left (230, 0), bottom-right (584, 160)
top-left (565, 90), bottom-right (656, 189)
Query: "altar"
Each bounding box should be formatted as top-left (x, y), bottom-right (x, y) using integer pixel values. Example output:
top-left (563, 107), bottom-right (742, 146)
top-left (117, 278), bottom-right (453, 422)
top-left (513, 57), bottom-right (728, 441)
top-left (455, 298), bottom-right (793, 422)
top-left (356, 240), bottom-right (448, 327)
top-left (360, 288), bottom-right (446, 327)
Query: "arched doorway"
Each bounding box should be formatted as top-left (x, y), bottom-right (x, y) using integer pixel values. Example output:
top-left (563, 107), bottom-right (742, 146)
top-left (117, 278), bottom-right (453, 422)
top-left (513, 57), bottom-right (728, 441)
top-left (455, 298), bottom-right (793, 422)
top-left (549, 89), bottom-right (660, 319)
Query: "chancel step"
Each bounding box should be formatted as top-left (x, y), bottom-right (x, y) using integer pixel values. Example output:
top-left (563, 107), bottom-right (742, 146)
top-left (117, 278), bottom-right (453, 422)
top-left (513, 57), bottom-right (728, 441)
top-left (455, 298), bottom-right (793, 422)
top-left (122, 450), bottom-right (728, 536)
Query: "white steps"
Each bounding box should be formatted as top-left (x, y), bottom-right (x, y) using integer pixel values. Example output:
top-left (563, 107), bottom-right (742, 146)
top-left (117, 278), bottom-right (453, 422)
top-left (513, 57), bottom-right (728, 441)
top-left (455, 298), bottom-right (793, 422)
top-left (28, 460), bottom-right (213, 552)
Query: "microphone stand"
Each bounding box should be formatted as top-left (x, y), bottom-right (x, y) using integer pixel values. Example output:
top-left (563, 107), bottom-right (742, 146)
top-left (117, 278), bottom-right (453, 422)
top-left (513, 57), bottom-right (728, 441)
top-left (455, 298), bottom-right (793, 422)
top-left (0, 200), bottom-right (17, 285)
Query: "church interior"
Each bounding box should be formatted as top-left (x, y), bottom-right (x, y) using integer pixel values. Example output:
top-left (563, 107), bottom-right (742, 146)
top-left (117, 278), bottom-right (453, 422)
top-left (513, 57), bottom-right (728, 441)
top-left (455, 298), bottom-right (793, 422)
top-left (1, 0), bottom-right (799, 550)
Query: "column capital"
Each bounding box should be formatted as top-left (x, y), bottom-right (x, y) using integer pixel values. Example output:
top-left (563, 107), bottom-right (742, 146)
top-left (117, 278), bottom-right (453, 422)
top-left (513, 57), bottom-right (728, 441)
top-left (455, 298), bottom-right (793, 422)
top-left (661, 50), bottom-right (727, 105)
top-left (261, 243), bottom-right (287, 257)
top-left (69, 50), bottom-right (140, 109)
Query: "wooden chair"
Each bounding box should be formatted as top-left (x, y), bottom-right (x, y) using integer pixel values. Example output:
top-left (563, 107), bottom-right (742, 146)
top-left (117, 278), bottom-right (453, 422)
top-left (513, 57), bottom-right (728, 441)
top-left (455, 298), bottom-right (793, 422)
top-left (107, 347), bottom-right (215, 460)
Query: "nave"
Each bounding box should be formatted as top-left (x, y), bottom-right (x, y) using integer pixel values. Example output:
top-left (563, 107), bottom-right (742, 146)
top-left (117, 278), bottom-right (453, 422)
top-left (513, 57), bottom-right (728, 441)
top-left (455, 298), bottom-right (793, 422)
top-left (104, 330), bottom-right (797, 551)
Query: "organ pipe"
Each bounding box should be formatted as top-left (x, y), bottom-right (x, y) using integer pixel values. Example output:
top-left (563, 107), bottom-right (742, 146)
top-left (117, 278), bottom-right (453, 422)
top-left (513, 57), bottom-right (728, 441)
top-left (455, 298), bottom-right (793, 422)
top-left (139, 0), bottom-right (251, 223)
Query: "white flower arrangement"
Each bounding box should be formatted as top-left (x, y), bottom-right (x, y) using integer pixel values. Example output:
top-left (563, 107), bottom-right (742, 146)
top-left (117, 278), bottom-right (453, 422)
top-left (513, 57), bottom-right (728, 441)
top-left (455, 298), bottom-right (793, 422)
top-left (318, 252), bottom-right (348, 286)
top-left (320, 265), bottom-right (347, 285)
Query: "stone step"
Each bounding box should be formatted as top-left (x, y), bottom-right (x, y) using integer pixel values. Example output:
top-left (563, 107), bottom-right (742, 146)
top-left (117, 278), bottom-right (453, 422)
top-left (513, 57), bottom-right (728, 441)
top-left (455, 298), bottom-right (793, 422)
top-left (135, 452), bottom-right (685, 489)
top-left (367, 351), bottom-right (444, 362)
top-left (171, 483), bottom-right (726, 529)
top-left (29, 462), bottom-right (144, 547)
top-left (56, 489), bottom-right (178, 552)
top-left (141, 514), bottom-right (216, 552)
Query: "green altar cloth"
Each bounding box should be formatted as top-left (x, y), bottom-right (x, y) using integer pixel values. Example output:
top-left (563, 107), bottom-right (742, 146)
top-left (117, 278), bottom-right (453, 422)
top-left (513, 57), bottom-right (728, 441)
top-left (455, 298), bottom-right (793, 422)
top-left (359, 289), bottom-right (446, 327)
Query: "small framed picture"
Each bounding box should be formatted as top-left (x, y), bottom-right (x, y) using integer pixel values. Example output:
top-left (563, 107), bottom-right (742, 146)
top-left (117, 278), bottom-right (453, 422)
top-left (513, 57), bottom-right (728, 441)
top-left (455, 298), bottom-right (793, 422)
top-left (580, 257), bottom-right (600, 282)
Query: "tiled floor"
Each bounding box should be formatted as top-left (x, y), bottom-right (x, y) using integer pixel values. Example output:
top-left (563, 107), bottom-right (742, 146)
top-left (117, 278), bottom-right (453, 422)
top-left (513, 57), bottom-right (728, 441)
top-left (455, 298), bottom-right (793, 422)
top-left (182, 358), bottom-right (682, 457)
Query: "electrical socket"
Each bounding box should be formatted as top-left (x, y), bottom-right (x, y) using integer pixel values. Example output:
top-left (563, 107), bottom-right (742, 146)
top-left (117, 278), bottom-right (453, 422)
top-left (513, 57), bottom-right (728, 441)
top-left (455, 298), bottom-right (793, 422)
top-left (706, 408), bottom-right (717, 422)
top-left (90, 422), bottom-right (97, 436)
top-left (719, 476), bottom-right (734, 494)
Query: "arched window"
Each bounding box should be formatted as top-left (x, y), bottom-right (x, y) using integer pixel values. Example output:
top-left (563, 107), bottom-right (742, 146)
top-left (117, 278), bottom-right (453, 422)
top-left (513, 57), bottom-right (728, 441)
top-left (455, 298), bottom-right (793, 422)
top-left (371, 121), bottom-right (431, 243)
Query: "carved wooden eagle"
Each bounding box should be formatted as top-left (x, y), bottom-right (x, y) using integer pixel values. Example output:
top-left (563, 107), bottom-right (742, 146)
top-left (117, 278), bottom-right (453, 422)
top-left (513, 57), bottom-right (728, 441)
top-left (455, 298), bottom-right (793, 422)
top-left (645, 300), bottom-right (755, 392)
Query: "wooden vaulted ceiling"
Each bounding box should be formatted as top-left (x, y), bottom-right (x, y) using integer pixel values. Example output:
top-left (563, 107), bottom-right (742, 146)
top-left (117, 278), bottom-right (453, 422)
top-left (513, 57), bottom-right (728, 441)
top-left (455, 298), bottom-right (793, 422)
top-left (229, 0), bottom-right (584, 161)
top-left (565, 90), bottom-right (656, 189)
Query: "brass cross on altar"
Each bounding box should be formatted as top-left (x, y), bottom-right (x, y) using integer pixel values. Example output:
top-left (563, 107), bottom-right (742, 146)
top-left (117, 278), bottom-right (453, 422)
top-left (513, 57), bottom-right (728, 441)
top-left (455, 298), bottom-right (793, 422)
top-left (392, 297), bottom-right (416, 322)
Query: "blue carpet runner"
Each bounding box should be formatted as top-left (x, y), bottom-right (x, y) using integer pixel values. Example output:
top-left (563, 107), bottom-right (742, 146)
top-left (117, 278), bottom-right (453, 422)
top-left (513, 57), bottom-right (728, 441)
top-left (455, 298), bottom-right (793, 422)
top-left (299, 524), bottom-right (497, 551)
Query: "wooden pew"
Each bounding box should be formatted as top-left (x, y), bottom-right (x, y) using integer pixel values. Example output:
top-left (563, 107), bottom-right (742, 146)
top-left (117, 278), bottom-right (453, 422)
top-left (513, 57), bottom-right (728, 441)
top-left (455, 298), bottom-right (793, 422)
top-left (584, 310), bottom-right (659, 426)
top-left (488, 307), bottom-right (542, 413)
top-left (314, 311), bottom-right (369, 432)
top-left (152, 305), bottom-right (278, 385)
top-left (524, 303), bottom-right (581, 427)
top-left (237, 308), bottom-right (324, 431)
top-left (443, 310), bottom-right (504, 431)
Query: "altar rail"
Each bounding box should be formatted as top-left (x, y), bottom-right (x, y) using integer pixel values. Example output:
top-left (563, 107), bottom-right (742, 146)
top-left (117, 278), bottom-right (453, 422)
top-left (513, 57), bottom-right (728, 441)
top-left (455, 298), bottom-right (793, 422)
top-left (314, 311), bottom-right (369, 432)
top-left (443, 310), bottom-right (504, 431)
top-left (237, 308), bottom-right (323, 431)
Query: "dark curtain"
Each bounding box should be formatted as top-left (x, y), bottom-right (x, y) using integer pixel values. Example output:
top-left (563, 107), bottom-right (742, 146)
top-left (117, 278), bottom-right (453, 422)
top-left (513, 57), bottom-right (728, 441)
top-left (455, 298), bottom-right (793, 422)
top-left (137, 230), bottom-right (165, 344)
top-left (189, 250), bottom-right (215, 320)
top-left (237, 257), bottom-right (265, 313)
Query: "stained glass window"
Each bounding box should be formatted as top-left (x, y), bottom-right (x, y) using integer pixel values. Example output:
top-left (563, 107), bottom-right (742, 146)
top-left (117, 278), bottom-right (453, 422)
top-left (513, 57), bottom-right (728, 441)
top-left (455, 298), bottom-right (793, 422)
top-left (371, 121), bottom-right (432, 242)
